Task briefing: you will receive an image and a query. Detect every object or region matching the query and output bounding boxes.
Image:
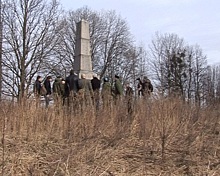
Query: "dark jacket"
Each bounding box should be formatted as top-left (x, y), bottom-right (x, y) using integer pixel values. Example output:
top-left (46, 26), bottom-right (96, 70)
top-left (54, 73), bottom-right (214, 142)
top-left (34, 80), bottom-right (42, 95)
top-left (91, 77), bottom-right (101, 91)
top-left (44, 79), bottom-right (52, 95)
top-left (65, 74), bottom-right (79, 96)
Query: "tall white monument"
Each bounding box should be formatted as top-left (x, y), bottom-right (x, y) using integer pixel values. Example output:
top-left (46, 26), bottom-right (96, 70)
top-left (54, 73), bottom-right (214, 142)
top-left (74, 19), bottom-right (93, 79)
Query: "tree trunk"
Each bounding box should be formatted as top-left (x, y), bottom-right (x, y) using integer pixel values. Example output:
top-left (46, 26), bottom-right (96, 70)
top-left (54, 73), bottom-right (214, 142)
top-left (0, 0), bottom-right (3, 101)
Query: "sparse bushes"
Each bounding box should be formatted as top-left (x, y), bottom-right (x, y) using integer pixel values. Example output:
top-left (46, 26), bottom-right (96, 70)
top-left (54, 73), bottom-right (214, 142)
top-left (0, 98), bottom-right (219, 175)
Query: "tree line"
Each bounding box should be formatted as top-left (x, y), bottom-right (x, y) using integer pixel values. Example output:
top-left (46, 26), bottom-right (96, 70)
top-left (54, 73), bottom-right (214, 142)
top-left (0, 0), bottom-right (219, 106)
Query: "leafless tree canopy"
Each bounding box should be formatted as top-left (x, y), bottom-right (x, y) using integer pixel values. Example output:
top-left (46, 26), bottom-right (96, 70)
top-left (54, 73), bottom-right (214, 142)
top-left (2, 0), bottom-right (61, 100)
top-left (52, 7), bottom-right (143, 83)
top-left (148, 32), bottom-right (216, 106)
top-left (0, 2), bottom-right (219, 105)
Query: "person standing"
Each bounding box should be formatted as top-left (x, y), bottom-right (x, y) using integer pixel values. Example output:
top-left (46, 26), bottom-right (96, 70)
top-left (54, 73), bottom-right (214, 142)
top-left (101, 77), bottom-right (112, 108)
top-left (113, 75), bottom-right (123, 103)
top-left (125, 83), bottom-right (134, 119)
top-left (53, 76), bottom-right (62, 104)
top-left (65, 70), bottom-right (79, 107)
top-left (44, 76), bottom-right (52, 108)
top-left (34, 75), bottom-right (43, 107)
top-left (136, 78), bottom-right (143, 97)
top-left (142, 76), bottom-right (153, 98)
top-left (91, 73), bottom-right (101, 109)
top-left (78, 73), bottom-right (94, 107)
top-left (60, 78), bottom-right (67, 105)
top-left (34, 75), bottom-right (43, 97)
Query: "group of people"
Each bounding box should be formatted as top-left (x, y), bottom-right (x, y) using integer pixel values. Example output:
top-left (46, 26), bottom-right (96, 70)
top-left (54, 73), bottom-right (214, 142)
top-left (33, 69), bottom-right (153, 109)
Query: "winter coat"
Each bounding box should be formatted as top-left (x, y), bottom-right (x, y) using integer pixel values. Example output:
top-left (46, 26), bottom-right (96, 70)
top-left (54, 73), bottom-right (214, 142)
top-left (44, 79), bottom-right (52, 95)
top-left (65, 74), bottom-right (79, 96)
top-left (91, 77), bottom-right (101, 91)
top-left (34, 80), bottom-right (42, 96)
top-left (114, 79), bottom-right (123, 96)
top-left (102, 82), bottom-right (112, 96)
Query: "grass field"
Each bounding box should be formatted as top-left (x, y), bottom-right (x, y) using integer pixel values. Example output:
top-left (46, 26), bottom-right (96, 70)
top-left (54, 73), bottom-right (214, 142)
top-left (0, 97), bottom-right (220, 175)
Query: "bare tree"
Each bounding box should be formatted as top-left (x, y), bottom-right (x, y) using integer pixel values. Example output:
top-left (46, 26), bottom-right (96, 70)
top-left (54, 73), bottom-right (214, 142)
top-left (191, 45), bottom-right (207, 105)
top-left (202, 65), bottom-right (220, 106)
top-left (0, 0), bottom-right (2, 101)
top-left (52, 7), bottom-right (135, 82)
top-left (149, 32), bottom-right (207, 103)
top-left (215, 65), bottom-right (220, 103)
top-left (2, 0), bottom-right (61, 101)
top-left (149, 32), bottom-right (185, 96)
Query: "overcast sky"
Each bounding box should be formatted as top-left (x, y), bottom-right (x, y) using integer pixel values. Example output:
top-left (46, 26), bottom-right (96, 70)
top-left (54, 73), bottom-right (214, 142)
top-left (60, 0), bottom-right (220, 65)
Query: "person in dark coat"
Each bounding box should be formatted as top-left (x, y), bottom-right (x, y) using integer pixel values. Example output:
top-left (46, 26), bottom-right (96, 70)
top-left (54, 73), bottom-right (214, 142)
top-left (136, 78), bottom-right (143, 97)
top-left (91, 73), bottom-right (101, 109)
top-left (44, 76), bottom-right (52, 108)
top-left (34, 75), bottom-right (43, 107)
top-left (65, 70), bottom-right (79, 106)
top-left (65, 70), bottom-right (79, 95)
top-left (34, 75), bottom-right (43, 97)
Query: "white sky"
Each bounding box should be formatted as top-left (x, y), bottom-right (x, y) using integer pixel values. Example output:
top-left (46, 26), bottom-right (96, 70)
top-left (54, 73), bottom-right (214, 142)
top-left (60, 0), bottom-right (220, 65)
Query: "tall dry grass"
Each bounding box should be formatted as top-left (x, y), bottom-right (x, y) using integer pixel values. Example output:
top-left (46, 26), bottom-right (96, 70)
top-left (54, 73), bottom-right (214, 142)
top-left (0, 97), bottom-right (220, 175)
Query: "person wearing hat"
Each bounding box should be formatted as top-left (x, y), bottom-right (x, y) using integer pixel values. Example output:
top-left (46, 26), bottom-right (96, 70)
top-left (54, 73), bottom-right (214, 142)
top-left (101, 76), bottom-right (112, 108)
top-left (65, 69), bottom-right (79, 107)
top-left (33, 75), bottom-right (44, 107)
top-left (113, 74), bottom-right (123, 103)
top-left (44, 76), bottom-right (53, 108)
top-left (34, 75), bottom-right (43, 97)
top-left (91, 73), bottom-right (101, 110)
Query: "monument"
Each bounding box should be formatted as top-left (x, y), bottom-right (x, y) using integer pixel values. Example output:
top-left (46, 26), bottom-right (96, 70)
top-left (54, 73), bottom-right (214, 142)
top-left (74, 19), bottom-right (93, 79)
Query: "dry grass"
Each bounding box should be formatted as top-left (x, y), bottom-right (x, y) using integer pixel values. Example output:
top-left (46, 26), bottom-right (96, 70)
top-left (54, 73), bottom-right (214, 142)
top-left (0, 97), bottom-right (220, 175)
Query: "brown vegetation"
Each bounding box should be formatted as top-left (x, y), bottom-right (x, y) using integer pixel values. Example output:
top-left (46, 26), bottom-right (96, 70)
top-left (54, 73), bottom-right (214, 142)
top-left (0, 98), bottom-right (220, 175)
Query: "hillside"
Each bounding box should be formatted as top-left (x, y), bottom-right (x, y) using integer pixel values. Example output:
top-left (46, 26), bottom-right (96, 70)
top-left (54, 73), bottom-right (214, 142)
top-left (0, 98), bottom-right (220, 175)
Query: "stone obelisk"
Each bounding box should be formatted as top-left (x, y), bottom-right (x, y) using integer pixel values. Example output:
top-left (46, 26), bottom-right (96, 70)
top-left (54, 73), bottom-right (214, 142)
top-left (74, 19), bottom-right (93, 79)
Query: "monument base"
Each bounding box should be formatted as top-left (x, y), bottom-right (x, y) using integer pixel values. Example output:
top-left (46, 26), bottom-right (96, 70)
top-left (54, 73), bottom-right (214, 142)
top-left (77, 71), bottom-right (94, 80)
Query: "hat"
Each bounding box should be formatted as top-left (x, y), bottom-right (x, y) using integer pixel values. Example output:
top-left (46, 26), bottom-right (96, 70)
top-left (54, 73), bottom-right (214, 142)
top-left (104, 77), bottom-right (109, 82)
top-left (115, 75), bottom-right (119, 79)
